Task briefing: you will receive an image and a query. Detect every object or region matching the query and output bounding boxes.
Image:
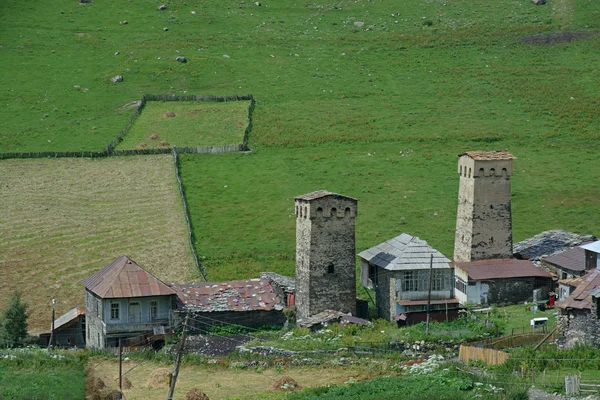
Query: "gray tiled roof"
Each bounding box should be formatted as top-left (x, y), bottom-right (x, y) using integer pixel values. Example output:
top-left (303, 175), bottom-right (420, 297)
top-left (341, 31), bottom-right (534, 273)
top-left (358, 233), bottom-right (451, 271)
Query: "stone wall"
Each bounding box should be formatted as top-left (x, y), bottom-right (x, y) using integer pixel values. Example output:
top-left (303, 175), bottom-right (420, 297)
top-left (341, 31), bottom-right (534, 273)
top-left (485, 277), bottom-right (551, 305)
top-left (295, 193), bottom-right (357, 319)
top-left (85, 290), bottom-right (105, 349)
top-left (454, 155), bottom-right (513, 262)
top-left (558, 310), bottom-right (600, 348)
top-left (183, 310), bottom-right (286, 332)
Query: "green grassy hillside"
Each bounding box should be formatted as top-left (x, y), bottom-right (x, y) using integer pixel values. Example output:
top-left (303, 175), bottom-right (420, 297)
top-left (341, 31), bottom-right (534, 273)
top-left (1, 0), bottom-right (599, 282)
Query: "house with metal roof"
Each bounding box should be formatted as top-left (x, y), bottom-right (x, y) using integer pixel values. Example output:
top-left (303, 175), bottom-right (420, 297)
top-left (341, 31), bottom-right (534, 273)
top-left (359, 233), bottom-right (459, 324)
top-left (82, 256), bottom-right (289, 348)
top-left (83, 255), bottom-right (178, 348)
top-left (557, 269), bottom-right (600, 347)
top-left (169, 278), bottom-right (286, 329)
top-left (453, 259), bottom-right (553, 305)
top-left (39, 306), bottom-right (86, 349)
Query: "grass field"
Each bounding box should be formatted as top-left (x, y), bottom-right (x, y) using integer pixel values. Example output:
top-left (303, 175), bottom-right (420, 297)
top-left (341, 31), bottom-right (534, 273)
top-left (1, 0), bottom-right (600, 318)
top-left (0, 350), bottom-right (86, 400)
top-left (180, 140), bottom-right (600, 281)
top-left (117, 100), bottom-right (250, 150)
top-left (0, 156), bottom-right (197, 332)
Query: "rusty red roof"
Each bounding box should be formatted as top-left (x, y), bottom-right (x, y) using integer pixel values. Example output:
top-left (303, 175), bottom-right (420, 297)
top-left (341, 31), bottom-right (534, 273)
top-left (453, 259), bottom-right (552, 280)
top-left (544, 245), bottom-right (590, 272)
top-left (82, 255), bottom-right (176, 299)
top-left (459, 151), bottom-right (515, 161)
top-left (557, 270), bottom-right (600, 311)
top-left (170, 278), bottom-right (283, 312)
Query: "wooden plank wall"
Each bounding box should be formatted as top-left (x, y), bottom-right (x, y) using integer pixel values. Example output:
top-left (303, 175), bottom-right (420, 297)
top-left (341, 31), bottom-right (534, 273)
top-left (458, 344), bottom-right (509, 365)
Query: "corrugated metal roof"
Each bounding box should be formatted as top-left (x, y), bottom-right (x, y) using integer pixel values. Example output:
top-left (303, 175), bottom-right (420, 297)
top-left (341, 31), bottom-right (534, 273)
top-left (294, 190), bottom-right (357, 202)
top-left (358, 233), bottom-right (451, 271)
top-left (51, 306), bottom-right (85, 331)
top-left (544, 245), bottom-right (589, 272)
top-left (170, 278), bottom-right (283, 313)
top-left (581, 240), bottom-right (600, 253)
top-left (82, 255), bottom-right (176, 299)
top-left (458, 151), bottom-right (515, 161)
top-left (557, 270), bottom-right (600, 311)
top-left (453, 259), bottom-right (552, 280)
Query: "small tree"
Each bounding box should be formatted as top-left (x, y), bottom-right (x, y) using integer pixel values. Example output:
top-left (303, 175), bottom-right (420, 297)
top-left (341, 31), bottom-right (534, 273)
top-left (0, 291), bottom-right (29, 347)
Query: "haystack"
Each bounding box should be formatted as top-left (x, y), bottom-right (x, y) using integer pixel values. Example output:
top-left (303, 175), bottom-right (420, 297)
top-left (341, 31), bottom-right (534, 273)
top-left (185, 388), bottom-right (210, 400)
top-left (272, 376), bottom-right (301, 392)
top-left (146, 368), bottom-right (171, 388)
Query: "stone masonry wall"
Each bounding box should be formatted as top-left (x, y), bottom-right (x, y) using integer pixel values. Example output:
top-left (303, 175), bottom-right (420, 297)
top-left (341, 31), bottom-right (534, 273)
top-left (295, 194), bottom-right (357, 320)
top-left (454, 156), bottom-right (513, 262)
top-left (85, 290), bottom-right (105, 349)
top-left (558, 310), bottom-right (600, 348)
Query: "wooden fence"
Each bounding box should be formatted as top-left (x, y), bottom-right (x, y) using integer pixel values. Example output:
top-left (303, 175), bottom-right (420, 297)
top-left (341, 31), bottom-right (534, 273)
top-left (469, 331), bottom-right (555, 350)
top-left (458, 344), bottom-right (509, 365)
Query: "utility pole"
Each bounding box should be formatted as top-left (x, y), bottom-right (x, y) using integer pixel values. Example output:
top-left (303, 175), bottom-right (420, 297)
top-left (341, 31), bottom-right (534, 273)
top-left (166, 312), bottom-right (190, 400)
top-left (426, 254), bottom-right (433, 336)
top-left (118, 338), bottom-right (123, 398)
top-left (48, 299), bottom-right (56, 350)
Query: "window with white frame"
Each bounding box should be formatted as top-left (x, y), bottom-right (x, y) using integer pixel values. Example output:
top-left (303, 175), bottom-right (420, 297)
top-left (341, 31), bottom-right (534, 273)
top-left (110, 302), bottom-right (120, 320)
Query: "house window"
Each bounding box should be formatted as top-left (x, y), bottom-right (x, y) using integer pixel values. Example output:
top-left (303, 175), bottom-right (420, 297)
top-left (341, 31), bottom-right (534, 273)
top-left (455, 278), bottom-right (467, 294)
top-left (150, 301), bottom-right (159, 321)
top-left (403, 271), bottom-right (418, 291)
top-left (561, 272), bottom-right (568, 280)
top-left (97, 300), bottom-right (101, 318)
top-left (327, 264), bottom-right (335, 274)
top-left (110, 303), bottom-right (120, 320)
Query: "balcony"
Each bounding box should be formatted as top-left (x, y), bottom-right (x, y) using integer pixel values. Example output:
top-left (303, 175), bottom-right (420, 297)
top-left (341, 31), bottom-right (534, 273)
top-left (104, 319), bottom-right (171, 334)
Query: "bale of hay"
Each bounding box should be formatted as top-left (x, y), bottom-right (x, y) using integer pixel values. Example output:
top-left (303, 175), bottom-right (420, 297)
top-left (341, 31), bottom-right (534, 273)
top-left (158, 141), bottom-right (171, 148)
top-left (185, 388), bottom-right (210, 400)
top-left (272, 376), bottom-right (301, 392)
top-left (136, 142), bottom-right (148, 149)
top-left (146, 368), bottom-right (171, 388)
top-left (104, 390), bottom-right (122, 400)
top-left (122, 376), bottom-right (133, 389)
top-left (92, 377), bottom-right (106, 391)
top-left (149, 134), bottom-right (160, 141)
top-left (164, 112), bottom-right (176, 118)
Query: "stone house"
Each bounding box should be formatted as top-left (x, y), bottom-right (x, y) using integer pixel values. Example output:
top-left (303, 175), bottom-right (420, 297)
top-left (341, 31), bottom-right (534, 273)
top-left (83, 256), bottom-right (177, 349)
top-left (453, 259), bottom-right (553, 305)
top-left (451, 151), bottom-right (553, 305)
top-left (359, 233), bottom-right (459, 324)
top-left (542, 244), bottom-right (594, 281)
top-left (557, 269), bottom-right (600, 347)
top-left (169, 278), bottom-right (286, 330)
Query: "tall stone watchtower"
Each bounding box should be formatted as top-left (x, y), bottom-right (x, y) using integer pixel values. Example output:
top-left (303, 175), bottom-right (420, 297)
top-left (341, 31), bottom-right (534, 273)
top-left (295, 190), bottom-right (357, 320)
top-left (453, 151), bottom-right (515, 262)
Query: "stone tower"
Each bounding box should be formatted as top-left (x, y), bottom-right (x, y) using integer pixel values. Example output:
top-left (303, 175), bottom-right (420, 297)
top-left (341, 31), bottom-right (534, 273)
top-left (453, 151), bottom-right (515, 262)
top-left (295, 190), bottom-right (357, 320)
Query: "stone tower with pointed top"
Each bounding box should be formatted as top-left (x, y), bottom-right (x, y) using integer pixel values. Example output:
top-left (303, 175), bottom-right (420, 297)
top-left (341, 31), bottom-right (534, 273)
top-left (295, 190), bottom-right (357, 320)
top-left (454, 151), bottom-right (515, 262)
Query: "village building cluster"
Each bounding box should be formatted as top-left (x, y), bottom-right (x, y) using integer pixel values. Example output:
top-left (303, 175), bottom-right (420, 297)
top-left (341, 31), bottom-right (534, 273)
top-left (43, 151), bottom-right (600, 350)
